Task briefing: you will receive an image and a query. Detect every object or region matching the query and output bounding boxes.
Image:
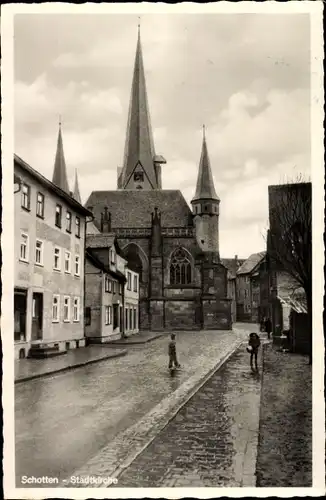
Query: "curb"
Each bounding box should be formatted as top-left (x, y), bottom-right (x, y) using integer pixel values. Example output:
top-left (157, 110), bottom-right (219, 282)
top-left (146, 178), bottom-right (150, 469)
top-left (108, 333), bottom-right (165, 346)
top-left (66, 339), bottom-right (244, 487)
top-left (14, 349), bottom-right (128, 384)
top-left (255, 341), bottom-right (268, 487)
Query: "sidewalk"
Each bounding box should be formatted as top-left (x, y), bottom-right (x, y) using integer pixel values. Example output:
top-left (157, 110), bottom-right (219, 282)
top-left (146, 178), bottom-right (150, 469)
top-left (109, 331), bottom-right (165, 345)
top-left (256, 343), bottom-right (312, 486)
top-left (15, 346), bottom-right (127, 384)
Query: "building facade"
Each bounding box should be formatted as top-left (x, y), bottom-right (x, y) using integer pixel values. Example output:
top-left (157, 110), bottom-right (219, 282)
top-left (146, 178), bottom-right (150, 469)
top-left (14, 153), bottom-right (91, 359)
top-left (221, 256), bottom-right (244, 323)
top-left (236, 252), bottom-right (266, 322)
top-left (85, 232), bottom-right (139, 342)
top-left (85, 29), bottom-right (232, 332)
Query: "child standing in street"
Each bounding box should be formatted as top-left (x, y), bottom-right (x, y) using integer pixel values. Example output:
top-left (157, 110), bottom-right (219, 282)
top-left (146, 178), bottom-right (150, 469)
top-left (247, 332), bottom-right (261, 371)
top-left (168, 333), bottom-right (180, 369)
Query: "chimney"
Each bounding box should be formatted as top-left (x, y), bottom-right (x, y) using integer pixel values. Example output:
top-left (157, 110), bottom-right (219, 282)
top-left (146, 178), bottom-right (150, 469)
top-left (235, 254), bottom-right (238, 261)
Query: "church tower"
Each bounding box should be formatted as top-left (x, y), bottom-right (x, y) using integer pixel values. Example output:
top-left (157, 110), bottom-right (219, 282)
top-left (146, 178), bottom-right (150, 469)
top-left (191, 127), bottom-right (220, 258)
top-left (52, 121), bottom-right (70, 194)
top-left (117, 27), bottom-right (166, 190)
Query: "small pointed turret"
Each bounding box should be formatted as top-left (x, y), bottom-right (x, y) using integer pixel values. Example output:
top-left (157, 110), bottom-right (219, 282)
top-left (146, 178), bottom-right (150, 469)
top-left (73, 169), bottom-right (81, 204)
top-left (192, 126), bottom-right (219, 203)
top-left (52, 120), bottom-right (70, 194)
top-left (119, 27), bottom-right (165, 190)
top-left (191, 127), bottom-right (220, 256)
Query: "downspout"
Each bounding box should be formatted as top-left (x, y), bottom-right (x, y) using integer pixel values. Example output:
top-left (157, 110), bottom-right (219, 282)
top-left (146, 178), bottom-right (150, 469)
top-left (84, 213), bottom-right (95, 346)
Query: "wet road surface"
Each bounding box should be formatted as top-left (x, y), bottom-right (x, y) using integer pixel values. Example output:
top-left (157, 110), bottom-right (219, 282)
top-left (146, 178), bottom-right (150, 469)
top-left (114, 345), bottom-right (262, 487)
top-left (15, 329), bottom-right (246, 486)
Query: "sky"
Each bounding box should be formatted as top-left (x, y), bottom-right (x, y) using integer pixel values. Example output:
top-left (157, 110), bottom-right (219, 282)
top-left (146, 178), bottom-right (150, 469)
top-left (14, 12), bottom-right (311, 258)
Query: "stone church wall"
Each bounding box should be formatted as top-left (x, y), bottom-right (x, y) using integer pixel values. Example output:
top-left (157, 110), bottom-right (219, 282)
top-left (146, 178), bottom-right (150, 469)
top-left (164, 300), bottom-right (198, 330)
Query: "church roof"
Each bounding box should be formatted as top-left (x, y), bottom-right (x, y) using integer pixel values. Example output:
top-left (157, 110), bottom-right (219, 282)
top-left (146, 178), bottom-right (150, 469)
top-left (52, 123), bottom-right (70, 194)
top-left (120, 28), bottom-right (158, 189)
top-left (85, 190), bottom-right (193, 229)
top-left (192, 130), bottom-right (219, 202)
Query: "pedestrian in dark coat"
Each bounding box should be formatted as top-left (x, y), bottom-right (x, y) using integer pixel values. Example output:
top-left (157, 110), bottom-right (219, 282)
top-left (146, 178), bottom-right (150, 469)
top-left (168, 333), bottom-right (180, 369)
top-left (247, 332), bottom-right (261, 371)
top-left (264, 318), bottom-right (272, 339)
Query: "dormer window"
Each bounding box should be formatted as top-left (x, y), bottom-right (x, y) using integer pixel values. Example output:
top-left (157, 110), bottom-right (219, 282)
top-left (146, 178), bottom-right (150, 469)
top-left (134, 171), bottom-right (144, 182)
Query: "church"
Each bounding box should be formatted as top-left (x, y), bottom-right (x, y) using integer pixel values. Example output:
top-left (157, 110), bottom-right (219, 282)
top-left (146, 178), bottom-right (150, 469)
top-left (85, 29), bottom-right (232, 332)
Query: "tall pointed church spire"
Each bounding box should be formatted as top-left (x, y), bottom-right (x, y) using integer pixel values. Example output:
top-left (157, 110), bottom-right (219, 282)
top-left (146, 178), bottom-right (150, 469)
top-left (52, 119), bottom-right (70, 194)
top-left (192, 127), bottom-right (219, 202)
top-left (119, 27), bottom-right (165, 190)
top-left (73, 169), bottom-right (81, 203)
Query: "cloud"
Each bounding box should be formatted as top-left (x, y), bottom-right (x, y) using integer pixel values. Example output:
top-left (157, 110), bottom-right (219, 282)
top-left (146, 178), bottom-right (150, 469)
top-left (13, 13), bottom-right (311, 258)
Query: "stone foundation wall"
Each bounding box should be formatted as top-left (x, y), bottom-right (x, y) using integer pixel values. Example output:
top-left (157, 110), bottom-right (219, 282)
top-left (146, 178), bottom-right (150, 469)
top-left (164, 300), bottom-right (197, 330)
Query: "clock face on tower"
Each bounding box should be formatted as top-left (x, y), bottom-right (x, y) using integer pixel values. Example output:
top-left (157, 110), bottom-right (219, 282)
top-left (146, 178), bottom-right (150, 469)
top-left (134, 171), bottom-right (144, 182)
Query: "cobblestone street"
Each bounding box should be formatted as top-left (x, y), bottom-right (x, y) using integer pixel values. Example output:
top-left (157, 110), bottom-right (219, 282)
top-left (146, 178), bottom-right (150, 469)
top-left (256, 344), bottom-right (312, 486)
top-left (112, 343), bottom-right (262, 488)
top-left (15, 328), bottom-right (246, 486)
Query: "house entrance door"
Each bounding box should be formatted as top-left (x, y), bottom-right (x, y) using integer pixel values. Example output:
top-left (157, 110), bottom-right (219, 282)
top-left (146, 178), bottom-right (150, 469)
top-left (31, 293), bottom-right (43, 341)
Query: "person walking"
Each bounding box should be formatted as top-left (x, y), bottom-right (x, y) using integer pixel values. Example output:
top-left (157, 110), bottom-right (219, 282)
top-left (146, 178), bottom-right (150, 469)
top-left (265, 317), bottom-right (272, 340)
top-left (247, 332), bottom-right (261, 371)
top-left (168, 333), bottom-right (180, 370)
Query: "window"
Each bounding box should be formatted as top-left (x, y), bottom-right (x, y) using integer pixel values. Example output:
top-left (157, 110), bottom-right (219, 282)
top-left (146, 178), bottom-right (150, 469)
top-left (36, 192), bottom-right (44, 218)
top-left (104, 275), bottom-right (109, 292)
top-left (134, 308), bottom-right (137, 330)
top-left (52, 295), bottom-right (60, 322)
top-left (21, 183), bottom-right (31, 210)
top-left (35, 240), bottom-right (44, 265)
top-left (125, 307), bottom-right (128, 330)
top-left (85, 307), bottom-right (91, 326)
top-left (108, 279), bottom-right (112, 293)
top-left (75, 255), bottom-right (80, 276)
top-left (54, 247), bottom-right (61, 270)
top-left (20, 233), bottom-right (29, 262)
top-left (134, 171), bottom-right (144, 182)
top-left (66, 211), bottom-right (72, 232)
top-left (133, 275), bottom-right (138, 292)
top-left (75, 216), bottom-right (81, 237)
top-left (64, 251), bottom-right (71, 273)
top-left (127, 271), bottom-right (132, 290)
top-left (63, 296), bottom-right (70, 322)
top-left (119, 283), bottom-right (122, 295)
top-left (113, 281), bottom-right (116, 294)
top-left (105, 305), bottom-right (112, 325)
top-left (170, 248), bottom-right (192, 285)
top-left (73, 297), bottom-right (80, 322)
top-left (55, 204), bottom-right (62, 227)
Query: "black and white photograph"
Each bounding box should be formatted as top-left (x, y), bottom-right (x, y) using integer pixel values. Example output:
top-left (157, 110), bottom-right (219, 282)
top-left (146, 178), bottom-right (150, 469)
top-left (1, 2), bottom-right (324, 498)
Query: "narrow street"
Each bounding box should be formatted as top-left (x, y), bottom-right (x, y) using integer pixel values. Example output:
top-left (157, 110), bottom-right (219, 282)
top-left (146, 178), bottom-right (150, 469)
top-left (113, 345), bottom-right (262, 487)
top-left (15, 328), bottom-right (246, 486)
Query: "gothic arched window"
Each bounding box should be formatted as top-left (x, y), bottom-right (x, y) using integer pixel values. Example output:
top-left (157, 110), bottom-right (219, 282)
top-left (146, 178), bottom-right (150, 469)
top-left (170, 248), bottom-right (192, 285)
